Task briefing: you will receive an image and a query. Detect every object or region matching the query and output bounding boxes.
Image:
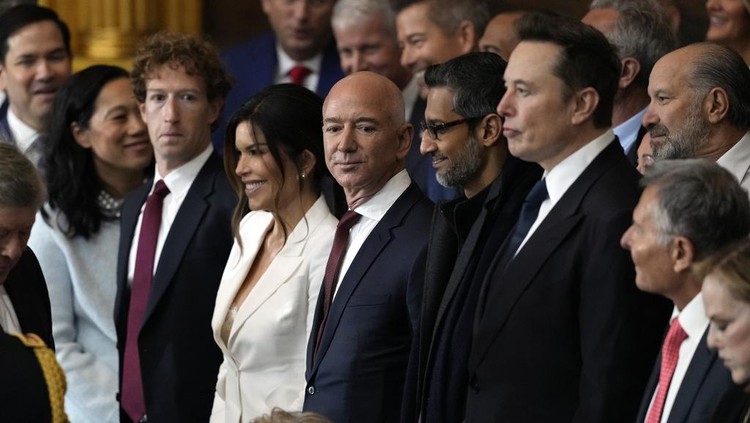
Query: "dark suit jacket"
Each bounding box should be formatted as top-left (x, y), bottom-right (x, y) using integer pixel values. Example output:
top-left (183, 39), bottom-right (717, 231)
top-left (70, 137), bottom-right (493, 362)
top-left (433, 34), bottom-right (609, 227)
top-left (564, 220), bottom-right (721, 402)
top-left (214, 32), bottom-right (344, 150)
top-left (711, 385), bottom-right (750, 423)
top-left (466, 140), bottom-right (671, 422)
top-left (407, 157), bottom-right (541, 421)
top-left (625, 125), bottom-right (648, 167)
top-left (4, 247), bottom-right (54, 348)
top-left (0, 332), bottom-right (54, 423)
top-left (303, 182), bottom-right (432, 423)
top-left (636, 328), bottom-right (734, 423)
top-left (0, 100), bottom-right (14, 145)
top-left (114, 152), bottom-right (235, 422)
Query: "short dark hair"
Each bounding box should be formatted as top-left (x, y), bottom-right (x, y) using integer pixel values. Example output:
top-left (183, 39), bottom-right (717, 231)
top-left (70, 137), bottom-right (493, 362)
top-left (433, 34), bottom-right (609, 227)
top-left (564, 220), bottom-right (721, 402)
top-left (516, 11), bottom-right (620, 128)
top-left (424, 52), bottom-right (507, 123)
top-left (131, 32), bottom-right (233, 126)
top-left (0, 4), bottom-right (71, 63)
top-left (642, 159), bottom-right (750, 261)
top-left (391, 0), bottom-right (490, 38)
top-left (0, 143), bottom-right (45, 209)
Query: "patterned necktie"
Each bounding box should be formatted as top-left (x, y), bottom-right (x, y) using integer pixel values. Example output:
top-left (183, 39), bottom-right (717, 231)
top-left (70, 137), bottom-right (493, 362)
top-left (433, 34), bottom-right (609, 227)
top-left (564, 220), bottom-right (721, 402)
top-left (289, 65), bottom-right (312, 86)
top-left (646, 318), bottom-right (688, 423)
top-left (121, 180), bottom-right (170, 422)
top-left (314, 210), bottom-right (361, 356)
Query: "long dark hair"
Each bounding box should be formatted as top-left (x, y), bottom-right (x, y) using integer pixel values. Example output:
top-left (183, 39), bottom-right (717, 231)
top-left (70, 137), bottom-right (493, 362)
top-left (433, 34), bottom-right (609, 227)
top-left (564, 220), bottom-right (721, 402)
top-left (223, 84), bottom-right (345, 243)
top-left (42, 65), bottom-right (130, 239)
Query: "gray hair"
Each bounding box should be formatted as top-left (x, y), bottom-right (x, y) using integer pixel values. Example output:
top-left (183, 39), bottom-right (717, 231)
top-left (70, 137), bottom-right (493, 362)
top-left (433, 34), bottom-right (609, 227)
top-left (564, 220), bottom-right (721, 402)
top-left (392, 0), bottom-right (490, 38)
top-left (642, 159), bottom-right (750, 260)
top-left (589, 0), bottom-right (677, 89)
top-left (0, 143), bottom-right (45, 209)
top-left (687, 42), bottom-right (750, 130)
top-left (333, 0), bottom-right (397, 37)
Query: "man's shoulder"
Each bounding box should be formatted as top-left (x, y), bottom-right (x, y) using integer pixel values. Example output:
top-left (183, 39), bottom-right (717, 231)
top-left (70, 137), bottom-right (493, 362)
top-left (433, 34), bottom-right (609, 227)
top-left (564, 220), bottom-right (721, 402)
top-left (223, 32), bottom-right (275, 64)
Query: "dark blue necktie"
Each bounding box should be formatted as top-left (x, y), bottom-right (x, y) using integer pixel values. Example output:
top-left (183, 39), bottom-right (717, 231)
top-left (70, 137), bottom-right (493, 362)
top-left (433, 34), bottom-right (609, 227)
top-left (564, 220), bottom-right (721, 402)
top-left (505, 178), bottom-right (548, 259)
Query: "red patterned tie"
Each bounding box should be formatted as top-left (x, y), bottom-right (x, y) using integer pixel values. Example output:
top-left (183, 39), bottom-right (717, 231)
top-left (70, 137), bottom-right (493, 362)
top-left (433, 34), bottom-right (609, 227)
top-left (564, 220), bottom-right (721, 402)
top-left (289, 65), bottom-right (311, 86)
top-left (646, 318), bottom-right (688, 423)
top-left (121, 180), bottom-right (170, 422)
top-left (314, 210), bottom-right (361, 356)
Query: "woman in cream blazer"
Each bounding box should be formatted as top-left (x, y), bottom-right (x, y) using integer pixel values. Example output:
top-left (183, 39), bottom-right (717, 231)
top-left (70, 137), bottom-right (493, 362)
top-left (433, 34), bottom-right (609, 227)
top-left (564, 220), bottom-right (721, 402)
top-left (210, 84), bottom-right (341, 422)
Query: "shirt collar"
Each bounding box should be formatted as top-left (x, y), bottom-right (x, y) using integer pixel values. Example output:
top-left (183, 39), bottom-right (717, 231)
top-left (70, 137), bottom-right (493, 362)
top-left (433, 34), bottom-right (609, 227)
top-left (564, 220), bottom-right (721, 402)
top-left (674, 292), bottom-right (710, 341)
top-left (352, 169), bottom-right (411, 223)
top-left (613, 107), bottom-right (647, 153)
top-left (153, 144), bottom-right (213, 198)
top-left (6, 107), bottom-right (40, 153)
top-left (276, 45), bottom-right (323, 79)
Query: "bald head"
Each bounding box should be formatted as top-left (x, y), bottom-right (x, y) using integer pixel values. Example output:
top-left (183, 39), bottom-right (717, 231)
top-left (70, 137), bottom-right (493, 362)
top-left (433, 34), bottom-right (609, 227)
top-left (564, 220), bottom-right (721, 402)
top-left (323, 72), bottom-right (413, 206)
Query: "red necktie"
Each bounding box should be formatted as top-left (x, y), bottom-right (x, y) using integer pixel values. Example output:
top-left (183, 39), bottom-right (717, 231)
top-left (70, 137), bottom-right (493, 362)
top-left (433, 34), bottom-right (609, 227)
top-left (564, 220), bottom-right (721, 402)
top-left (646, 318), bottom-right (688, 423)
top-left (121, 180), bottom-right (170, 422)
top-left (314, 210), bottom-right (361, 356)
top-left (289, 65), bottom-right (311, 86)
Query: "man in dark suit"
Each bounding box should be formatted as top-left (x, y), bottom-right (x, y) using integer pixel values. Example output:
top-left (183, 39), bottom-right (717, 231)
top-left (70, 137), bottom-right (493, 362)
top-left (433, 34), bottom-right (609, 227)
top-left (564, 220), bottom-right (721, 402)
top-left (303, 71), bottom-right (432, 422)
top-left (582, 0), bottom-right (676, 167)
top-left (0, 143), bottom-right (53, 348)
top-left (0, 4), bottom-right (72, 168)
top-left (114, 33), bottom-right (235, 423)
top-left (215, 0), bottom-right (343, 150)
top-left (620, 159), bottom-right (750, 423)
top-left (466, 13), bottom-right (671, 422)
top-left (409, 52), bottom-right (541, 423)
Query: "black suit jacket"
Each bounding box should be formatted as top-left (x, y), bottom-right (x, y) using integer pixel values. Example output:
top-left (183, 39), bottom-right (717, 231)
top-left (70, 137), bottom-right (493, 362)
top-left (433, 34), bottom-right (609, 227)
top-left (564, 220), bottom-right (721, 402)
top-left (0, 332), bottom-right (54, 422)
top-left (408, 157), bottom-right (541, 420)
top-left (4, 247), bottom-right (54, 348)
top-left (114, 152), bottom-right (235, 422)
top-left (626, 125), bottom-right (648, 167)
top-left (636, 328), bottom-right (734, 423)
top-left (303, 182), bottom-right (432, 423)
top-left (466, 140), bottom-right (671, 422)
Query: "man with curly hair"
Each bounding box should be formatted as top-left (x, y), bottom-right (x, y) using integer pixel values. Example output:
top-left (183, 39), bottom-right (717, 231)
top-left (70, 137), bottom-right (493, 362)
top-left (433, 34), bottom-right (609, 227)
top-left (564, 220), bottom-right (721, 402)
top-left (115, 32), bottom-right (236, 423)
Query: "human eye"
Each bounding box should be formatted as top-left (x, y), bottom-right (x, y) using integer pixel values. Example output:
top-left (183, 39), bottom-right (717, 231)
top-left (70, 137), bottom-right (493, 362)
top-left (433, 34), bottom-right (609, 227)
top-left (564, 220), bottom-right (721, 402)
top-left (407, 36), bottom-right (425, 48)
top-left (357, 123), bottom-right (377, 133)
top-left (15, 56), bottom-right (35, 67)
top-left (323, 123), bottom-right (342, 134)
top-left (180, 93), bottom-right (198, 102)
top-left (47, 50), bottom-right (69, 63)
top-left (148, 92), bottom-right (166, 103)
top-left (711, 319), bottom-right (729, 332)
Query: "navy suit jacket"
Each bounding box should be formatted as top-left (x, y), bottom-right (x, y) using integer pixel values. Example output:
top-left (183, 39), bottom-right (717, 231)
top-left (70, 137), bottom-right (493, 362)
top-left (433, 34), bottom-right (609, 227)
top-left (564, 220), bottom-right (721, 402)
top-left (0, 332), bottom-right (54, 422)
top-left (466, 140), bottom-right (671, 422)
top-left (114, 152), bottom-right (235, 422)
top-left (636, 328), bottom-right (734, 423)
top-left (214, 32), bottom-right (343, 150)
top-left (303, 182), bottom-right (432, 423)
top-left (0, 100), bottom-right (14, 145)
top-left (4, 248), bottom-right (54, 349)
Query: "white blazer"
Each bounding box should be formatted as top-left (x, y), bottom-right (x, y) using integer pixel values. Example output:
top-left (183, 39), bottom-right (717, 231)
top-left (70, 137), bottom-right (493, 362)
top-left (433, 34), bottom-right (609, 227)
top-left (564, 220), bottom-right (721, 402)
top-left (210, 197), bottom-right (337, 422)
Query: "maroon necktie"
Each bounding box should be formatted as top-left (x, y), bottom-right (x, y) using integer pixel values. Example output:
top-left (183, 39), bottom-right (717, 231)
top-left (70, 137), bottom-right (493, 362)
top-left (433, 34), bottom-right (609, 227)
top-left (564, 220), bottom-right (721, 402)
top-left (289, 65), bottom-right (311, 86)
top-left (121, 180), bottom-right (170, 422)
top-left (646, 318), bottom-right (688, 423)
top-left (314, 210), bottom-right (361, 355)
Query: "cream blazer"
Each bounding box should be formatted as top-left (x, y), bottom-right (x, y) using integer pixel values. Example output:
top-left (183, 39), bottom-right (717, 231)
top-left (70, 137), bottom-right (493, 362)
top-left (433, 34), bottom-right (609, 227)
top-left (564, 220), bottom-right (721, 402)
top-left (210, 197), bottom-right (337, 422)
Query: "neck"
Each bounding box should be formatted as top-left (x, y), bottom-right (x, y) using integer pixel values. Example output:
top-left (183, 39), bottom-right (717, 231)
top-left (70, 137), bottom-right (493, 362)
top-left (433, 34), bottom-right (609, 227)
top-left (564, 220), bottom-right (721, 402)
top-left (612, 89), bottom-right (649, 127)
top-left (697, 125), bottom-right (747, 162)
top-left (96, 163), bottom-right (146, 199)
top-left (463, 145), bottom-right (507, 198)
top-left (540, 125), bottom-right (606, 172)
top-left (274, 187), bottom-right (319, 237)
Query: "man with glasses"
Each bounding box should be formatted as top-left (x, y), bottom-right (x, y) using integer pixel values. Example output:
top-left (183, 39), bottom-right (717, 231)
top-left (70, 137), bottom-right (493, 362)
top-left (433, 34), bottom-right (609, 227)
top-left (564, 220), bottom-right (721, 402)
top-left (404, 52), bottom-right (541, 423)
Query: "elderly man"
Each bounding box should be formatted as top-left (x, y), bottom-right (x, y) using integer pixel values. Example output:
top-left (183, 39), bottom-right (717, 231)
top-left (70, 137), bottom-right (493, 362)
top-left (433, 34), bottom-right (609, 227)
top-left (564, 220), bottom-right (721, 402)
top-left (468, 12), bottom-right (670, 422)
top-left (332, 0), bottom-right (454, 202)
top-left (582, 0), bottom-right (676, 166)
top-left (0, 143), bottom-right (52, 347)
top-left (394, 0), bottom-right (489, 99)
top-left (411, 52), bottom-right (541, 423)
top-left (114, 33), bottom-right (235, 423)
top-left (643, 42), bottom-right (750, 192)
top-left (215, 0), bottom-right (343, 149)
top-left (621, 159), bottom-right (750, 423)
top-left (303, 71), bottom-right (432, 422)
top-left (479, 11), bottom-right (525, 60)
top-left (0, 4), bottom-right (72, 168)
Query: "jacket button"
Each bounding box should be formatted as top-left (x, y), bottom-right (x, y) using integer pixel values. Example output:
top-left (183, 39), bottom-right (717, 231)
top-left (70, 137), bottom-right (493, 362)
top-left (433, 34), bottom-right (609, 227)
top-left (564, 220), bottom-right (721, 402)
top-left (307, 386), bottom-right (315, 395)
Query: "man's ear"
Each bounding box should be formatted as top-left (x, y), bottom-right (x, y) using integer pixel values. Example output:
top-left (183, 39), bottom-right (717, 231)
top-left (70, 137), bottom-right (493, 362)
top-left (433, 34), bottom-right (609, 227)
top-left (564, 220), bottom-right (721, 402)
top-left (456, 20), bottom-right (477, 54)
top-left (671, 236), bottom-right (696, 274)
top-left (704, 87), bottom-right (730, 124)
top-left (570, 87), bottom-right (599, 126)
top-left (619, 57), bottom-right (641, 90)
top-left (396, 123), bottom-right (413, 161)
top-left (478, 114), bottom-right (502, 147)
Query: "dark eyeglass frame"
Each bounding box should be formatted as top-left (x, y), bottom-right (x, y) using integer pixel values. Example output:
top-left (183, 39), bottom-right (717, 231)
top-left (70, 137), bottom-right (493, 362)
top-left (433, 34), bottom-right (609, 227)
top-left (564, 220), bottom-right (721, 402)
top-left (420, 116), bottom-right (484, 140)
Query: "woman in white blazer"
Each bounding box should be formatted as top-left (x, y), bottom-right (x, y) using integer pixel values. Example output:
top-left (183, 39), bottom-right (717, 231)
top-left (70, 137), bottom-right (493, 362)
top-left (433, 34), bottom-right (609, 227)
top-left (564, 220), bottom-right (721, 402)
top-left (211, 84), bottom-right (342, 422)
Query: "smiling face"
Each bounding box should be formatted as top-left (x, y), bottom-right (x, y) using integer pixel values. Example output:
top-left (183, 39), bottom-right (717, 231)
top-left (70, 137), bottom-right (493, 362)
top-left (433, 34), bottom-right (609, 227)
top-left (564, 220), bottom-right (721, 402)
top-left (0, 205), bottom-right (36, 285)
top-left (322, 72), bottom-right (411, 206)
top-left (0, 20), bottom-right (71, 131)
top-left (497, 41), bottom-right (577, 171)
top-left (139, 63), bottom-right (221, 176)
top-left (422, 86), bottom-right (482, 190)
top-left (74, 78), bottom-right (153, 181)
top-left (704, 272), bottom-right (750, 388)
top-left (262, 0), bottom-right (336, 61)
top-left (479, 12), bottom-right (522, 60)
top-left (706, 0), bottom-right (750, 47)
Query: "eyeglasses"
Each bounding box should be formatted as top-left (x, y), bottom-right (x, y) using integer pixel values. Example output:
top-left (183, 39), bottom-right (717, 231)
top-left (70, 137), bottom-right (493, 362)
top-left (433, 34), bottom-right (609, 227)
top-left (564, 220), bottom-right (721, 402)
top-left (420, 116), bottom-right (483, 140)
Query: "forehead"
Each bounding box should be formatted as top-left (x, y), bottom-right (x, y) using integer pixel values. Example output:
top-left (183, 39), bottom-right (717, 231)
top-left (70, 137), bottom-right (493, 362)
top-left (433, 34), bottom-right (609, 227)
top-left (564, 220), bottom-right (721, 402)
top-left (145, 63), bottom-right (206, 92)
top-left (397, 2), bottom-right (437, 34)
top-left (425, 87), bottom-right (457, 116)
top-left (335, 15), bottom-right (391, 43)
top-left (5, 20), bottom-right (65, 54)
top-left (633, 184), bottom-right (660, 224)
top-left (650, 50), bottom-right (693, 89)
top-left (0, 205), bottom-right (36, 227)
top-left (506, 41), bottom-right (561, 81)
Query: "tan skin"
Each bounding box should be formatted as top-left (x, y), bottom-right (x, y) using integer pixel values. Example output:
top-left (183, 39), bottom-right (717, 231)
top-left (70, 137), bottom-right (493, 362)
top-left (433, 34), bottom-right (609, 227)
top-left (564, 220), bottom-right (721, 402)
top-left (229, 121), bottom-right (318, 309)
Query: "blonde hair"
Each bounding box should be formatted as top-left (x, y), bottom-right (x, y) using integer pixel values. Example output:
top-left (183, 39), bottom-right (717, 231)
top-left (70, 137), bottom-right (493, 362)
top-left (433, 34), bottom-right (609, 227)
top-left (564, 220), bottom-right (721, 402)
top-left (694, 237), bottom-right (750, 303)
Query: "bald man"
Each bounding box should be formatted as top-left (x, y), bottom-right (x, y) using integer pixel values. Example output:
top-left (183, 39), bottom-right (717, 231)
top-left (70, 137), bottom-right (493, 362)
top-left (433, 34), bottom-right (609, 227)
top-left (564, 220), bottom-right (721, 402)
top-left (304, 72), bottom-right (432, 423)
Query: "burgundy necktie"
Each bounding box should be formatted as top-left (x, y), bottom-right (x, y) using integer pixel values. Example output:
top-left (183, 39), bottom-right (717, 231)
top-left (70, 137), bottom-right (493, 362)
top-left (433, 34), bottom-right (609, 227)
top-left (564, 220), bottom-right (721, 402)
top-left (646, 318), bottom-right (688, 423)
top-left (121, 180), bottom-right (170, 422)
top-left (289, 64), bottom-right (312, 86)
top-left (314, 210), bottom-right (361, 356)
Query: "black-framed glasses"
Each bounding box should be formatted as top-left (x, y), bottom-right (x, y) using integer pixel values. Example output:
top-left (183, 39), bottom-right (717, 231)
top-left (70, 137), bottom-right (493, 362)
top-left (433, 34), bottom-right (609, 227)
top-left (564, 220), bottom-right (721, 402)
top-left (420, 116), bottom-right (484, 140)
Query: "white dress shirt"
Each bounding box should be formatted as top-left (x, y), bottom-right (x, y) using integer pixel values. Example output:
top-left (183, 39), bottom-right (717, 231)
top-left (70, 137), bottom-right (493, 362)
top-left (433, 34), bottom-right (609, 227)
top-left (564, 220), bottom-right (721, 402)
top-left (127, 146), bottom-right (213, 284)
top-left (7, 107), bottom-right (42, 167)
top-left (0, 285), bottom-right (22, 334)
top-left (275, 46), bottom-right (322, 93)
top-left (717, 130), bottom-right (750, 195)
top-left (646, 293), bottom-right (709, 423)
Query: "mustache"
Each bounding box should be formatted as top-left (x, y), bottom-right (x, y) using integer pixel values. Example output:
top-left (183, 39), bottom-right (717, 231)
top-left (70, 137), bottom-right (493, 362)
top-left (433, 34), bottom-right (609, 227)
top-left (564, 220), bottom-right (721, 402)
top-left (647, 123), bottom-right (669, 138)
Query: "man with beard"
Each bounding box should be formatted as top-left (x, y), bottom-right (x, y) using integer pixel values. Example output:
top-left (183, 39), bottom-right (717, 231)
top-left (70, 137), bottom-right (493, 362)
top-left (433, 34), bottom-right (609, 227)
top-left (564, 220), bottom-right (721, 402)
top-left (406, 52), bottom-right (541, 423)
top-left (643, 42), bottom-right (750, 192)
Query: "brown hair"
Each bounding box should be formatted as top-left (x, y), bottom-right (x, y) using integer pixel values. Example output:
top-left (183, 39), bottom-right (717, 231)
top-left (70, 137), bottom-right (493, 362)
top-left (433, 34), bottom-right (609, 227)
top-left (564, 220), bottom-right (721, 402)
top-left (694, 237), bottom-right (750, 303)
